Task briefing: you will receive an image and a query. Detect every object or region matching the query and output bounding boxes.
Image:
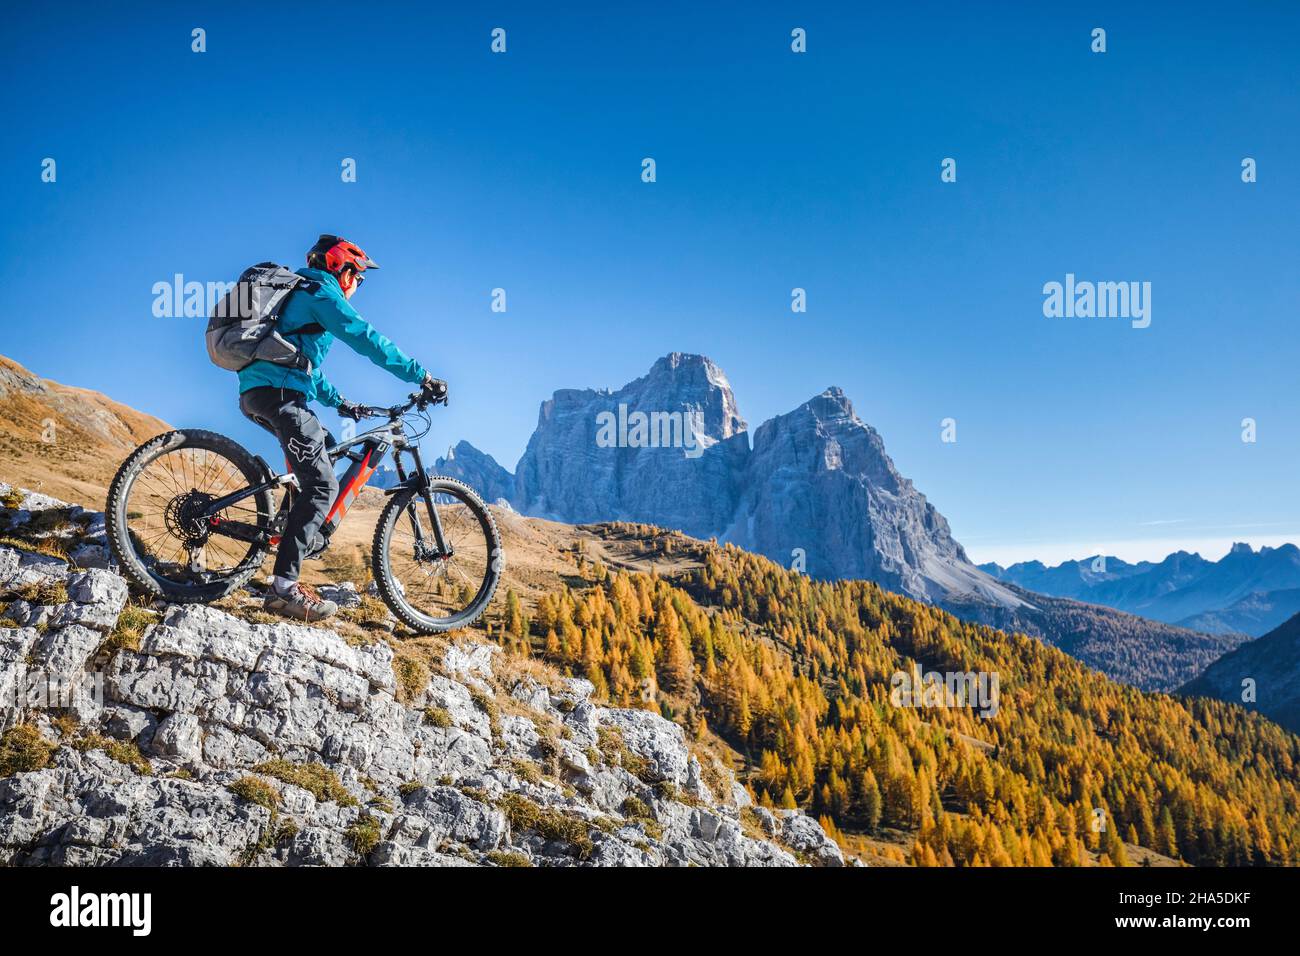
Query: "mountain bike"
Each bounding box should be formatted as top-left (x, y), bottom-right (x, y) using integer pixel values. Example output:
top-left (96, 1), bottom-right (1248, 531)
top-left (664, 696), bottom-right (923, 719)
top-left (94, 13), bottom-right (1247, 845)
top-left (104, 390), bottom-right (501, 633)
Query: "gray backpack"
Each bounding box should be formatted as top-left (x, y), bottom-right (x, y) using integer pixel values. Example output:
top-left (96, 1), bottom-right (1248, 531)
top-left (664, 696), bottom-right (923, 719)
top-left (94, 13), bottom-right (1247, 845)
top-left (205, 263), bottom-right (320, 372)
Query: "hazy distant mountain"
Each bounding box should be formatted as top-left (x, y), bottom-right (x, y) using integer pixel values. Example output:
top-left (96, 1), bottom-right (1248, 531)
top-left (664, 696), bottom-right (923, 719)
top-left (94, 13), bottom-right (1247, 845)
top-left (945, 583), bottom-right (1246, 692)
top-left (1177, 588), bottom-right (1300, 636)
top-left (373, 440), bottom-right (515, 505)
top-left (1182, 611), bottom-right (1300, 733)
top-left (982, 543), bottom-right (1300, 637)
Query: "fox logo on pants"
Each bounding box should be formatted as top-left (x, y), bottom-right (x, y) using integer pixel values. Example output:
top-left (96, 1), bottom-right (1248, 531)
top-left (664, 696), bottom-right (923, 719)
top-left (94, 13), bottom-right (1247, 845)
top-left (287, 436), bottom-right (322, 463)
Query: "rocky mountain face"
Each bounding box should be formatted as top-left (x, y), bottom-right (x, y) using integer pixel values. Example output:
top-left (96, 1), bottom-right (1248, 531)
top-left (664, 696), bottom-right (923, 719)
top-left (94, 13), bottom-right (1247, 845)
top-left (434, 441), bottom-right (516, 506)
top-left (513, 353), bottom-right (752, 539)
top-left (0, 485), bottom-right (843, 867)
top-left (982, 543), bottom-right (1300, 637)
top-left (1181, 611), bottom-right (1300, 733)
top-left (728, 387), bottom-right (1021, 607)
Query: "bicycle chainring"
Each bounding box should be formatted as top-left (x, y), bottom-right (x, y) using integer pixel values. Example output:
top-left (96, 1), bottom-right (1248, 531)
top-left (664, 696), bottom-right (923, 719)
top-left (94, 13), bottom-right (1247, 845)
top-left (164, 491), bottom-right (215, 546)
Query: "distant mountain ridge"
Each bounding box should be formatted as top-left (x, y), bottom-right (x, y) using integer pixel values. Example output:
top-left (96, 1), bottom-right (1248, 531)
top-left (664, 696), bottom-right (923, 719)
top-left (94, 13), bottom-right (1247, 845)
top-left (372, 440), bottom-right (515, 506)
top-left (981, 542), bottom-right (1300, 637)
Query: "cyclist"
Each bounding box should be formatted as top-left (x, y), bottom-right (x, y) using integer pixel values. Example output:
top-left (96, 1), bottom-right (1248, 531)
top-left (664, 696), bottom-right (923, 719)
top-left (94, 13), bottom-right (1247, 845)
top-left (238, 234), bottom-right (446, 622)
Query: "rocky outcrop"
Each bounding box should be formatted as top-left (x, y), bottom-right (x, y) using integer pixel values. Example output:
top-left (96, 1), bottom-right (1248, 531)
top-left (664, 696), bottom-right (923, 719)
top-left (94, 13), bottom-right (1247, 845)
top-left (0, 486), bottom-right (844, 867)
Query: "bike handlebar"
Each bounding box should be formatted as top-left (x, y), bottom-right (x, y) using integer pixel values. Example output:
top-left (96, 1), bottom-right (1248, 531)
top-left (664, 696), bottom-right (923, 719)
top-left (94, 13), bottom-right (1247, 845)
top-left (356, 389), bottom-right (448, 420)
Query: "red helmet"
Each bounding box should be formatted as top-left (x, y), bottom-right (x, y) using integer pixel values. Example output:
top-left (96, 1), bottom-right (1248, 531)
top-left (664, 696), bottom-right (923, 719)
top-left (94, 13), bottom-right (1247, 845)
top-left (307, 234), bottom-right (379, 275)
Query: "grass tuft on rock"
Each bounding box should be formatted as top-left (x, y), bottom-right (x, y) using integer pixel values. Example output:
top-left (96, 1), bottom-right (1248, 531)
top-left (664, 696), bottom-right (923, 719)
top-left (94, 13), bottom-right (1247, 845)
top-left (252, 759), bottom-right (358, 806)
top-left (346, 813), bottom-right (383, 858)
top-left (0, 534), bottom-right (72, 561)
top-left (510, 758), bottom-right (543, 785)
top-left (10, 580), bottom-right (69, 607)
top-left (498, 793), bottom-right (594, 860)
top-left (0, 724), bottom-right (57, 776)
top-left (486, 849), bottom-right (532, 867)
top-left (392, 656), bottom-right (430, 704)
top-left (620, 795), bottom-right (664, 839)
top-left (470, 688), bottom-right (502, 739)
top-left (73, 733), bottom-right (152, 775)
top-left (597, 726), bottom-right (654, 783)
top-left (341, 595), bottom-right (391, 629)
top-left (422, 706), bottom-right (452, 728)
top-left (229, 775), bottom-right (281, 811)
top-left (102, 603), bottom-right (156, 653)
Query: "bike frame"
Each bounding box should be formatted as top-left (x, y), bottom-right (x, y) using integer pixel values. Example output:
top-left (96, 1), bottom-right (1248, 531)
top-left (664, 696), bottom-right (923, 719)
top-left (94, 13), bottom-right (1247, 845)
top-left (198, 413), bottom-right (451, 556)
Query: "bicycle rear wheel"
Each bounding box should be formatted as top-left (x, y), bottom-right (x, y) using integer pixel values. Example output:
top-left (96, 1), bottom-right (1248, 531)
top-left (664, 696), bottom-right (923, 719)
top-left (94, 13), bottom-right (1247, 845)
top-left (372, 477), bottom-right (502, 633)
top-left (106, 429), bottom-right (275, 602)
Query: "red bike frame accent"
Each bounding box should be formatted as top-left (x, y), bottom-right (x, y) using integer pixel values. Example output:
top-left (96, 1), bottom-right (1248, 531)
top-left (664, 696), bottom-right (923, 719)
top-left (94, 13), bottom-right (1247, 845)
top-left (322, 448), bottom-right (377, 537)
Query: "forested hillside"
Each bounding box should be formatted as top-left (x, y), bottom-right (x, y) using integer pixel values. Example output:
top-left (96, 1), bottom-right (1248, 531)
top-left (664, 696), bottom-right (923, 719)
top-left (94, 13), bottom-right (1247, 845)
top-left (511, 526), bottom-right (1300, 867)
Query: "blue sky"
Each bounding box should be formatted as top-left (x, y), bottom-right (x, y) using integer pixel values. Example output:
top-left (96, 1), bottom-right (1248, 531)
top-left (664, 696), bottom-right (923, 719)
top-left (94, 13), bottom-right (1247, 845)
top-left (3, 2), bottom-right (1297, 564)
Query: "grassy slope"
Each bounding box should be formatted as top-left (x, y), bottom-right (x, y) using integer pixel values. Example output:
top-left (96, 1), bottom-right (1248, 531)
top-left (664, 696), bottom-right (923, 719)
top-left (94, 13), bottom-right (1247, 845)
top-left (0, 355), bottom-right (171, 505)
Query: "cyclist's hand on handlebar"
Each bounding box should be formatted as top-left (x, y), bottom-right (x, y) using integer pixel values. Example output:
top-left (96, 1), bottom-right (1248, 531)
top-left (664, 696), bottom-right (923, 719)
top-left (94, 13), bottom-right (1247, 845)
top-left (337, 399), bottom-right (368, 421)
top-left (420, 374), bottom-right (449, 406)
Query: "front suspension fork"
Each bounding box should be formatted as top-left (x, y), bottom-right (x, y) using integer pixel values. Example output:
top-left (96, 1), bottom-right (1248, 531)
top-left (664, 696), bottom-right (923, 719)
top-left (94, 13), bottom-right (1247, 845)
top-left (397, 447), bottom-right (450, 557)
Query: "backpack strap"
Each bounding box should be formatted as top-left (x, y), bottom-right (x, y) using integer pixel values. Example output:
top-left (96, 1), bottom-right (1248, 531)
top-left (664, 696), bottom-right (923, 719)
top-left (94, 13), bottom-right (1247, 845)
top-left (283, 275), bottom-right (325, 335)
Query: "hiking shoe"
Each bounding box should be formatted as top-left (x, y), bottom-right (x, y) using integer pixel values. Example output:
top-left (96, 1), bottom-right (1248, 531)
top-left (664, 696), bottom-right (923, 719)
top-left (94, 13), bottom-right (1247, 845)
top-left (264, 583), bottom-right (338, 622)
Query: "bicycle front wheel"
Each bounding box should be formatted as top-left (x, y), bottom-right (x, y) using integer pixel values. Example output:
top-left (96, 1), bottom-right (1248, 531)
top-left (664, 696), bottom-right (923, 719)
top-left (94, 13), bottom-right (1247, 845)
top-left (372, 477), bottom-right (502, 633)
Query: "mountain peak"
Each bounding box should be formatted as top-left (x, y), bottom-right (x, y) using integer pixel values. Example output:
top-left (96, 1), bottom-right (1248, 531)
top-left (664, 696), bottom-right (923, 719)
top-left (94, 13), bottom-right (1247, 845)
top-left (805, 386), bottom-right (855, 421)
top-left (650, 351), bottom-right (718, 373)
top-left (515, 354), bottom-right (752, 537)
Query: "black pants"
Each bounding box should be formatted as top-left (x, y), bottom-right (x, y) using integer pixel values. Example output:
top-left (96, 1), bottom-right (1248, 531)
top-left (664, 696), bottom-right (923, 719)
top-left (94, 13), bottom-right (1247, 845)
top-left (239, 386), bottom-right (338, 580)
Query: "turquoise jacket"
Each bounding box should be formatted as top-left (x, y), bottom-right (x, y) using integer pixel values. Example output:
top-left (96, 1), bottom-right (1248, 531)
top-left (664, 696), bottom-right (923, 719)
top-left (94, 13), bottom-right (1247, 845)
top-left (237, 268), bottom-right (427, 407)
